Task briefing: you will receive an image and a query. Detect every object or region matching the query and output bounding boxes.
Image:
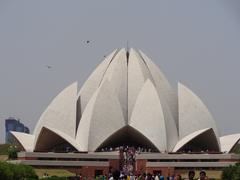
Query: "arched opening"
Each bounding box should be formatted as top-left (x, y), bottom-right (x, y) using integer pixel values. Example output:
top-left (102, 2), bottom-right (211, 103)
top-left (8, 133), bottom-right (25, 151)
top-left (96, 125), bottom-right (159, 152)
top-left (177, 128), bottom-right (220, 153)
top-left (34, 127), bottom-right (77, 152)
top-left (230, 139), bottom-right (240, 153)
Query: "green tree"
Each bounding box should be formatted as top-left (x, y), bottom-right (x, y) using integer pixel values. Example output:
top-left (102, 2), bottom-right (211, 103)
top-left (7, 145), bottom-right (18, 160)
top-left (222, 163), bottom-right (240, 180)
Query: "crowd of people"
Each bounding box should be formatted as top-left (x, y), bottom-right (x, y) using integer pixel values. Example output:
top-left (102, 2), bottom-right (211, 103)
top-left (120, 146), bottom-right (136, 176)
top-left (100, 146), bottom-right (155, 153)
top-left (96, 146), bottom-right (211, 180)
top-left (108, 170), bottom-right (209, 180)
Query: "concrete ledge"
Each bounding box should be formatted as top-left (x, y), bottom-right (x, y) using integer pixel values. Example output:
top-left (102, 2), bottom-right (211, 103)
top-left (18, 151), bottom-right (119, 159)
top-left (136, 153), bottom-right (240, 160)
top-left (146, 161), bottom-right (237, 167)
top-left (19, 160), bottom-right (109, 167)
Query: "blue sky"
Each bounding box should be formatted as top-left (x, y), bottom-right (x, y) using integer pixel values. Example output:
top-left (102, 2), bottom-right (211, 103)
top-left (0, 0), bottom-right (240, 143)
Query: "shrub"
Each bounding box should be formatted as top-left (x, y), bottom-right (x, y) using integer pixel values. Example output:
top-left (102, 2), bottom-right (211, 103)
top-left (0, 161), bottom-right (38, 180)
top-left (7, 145), bottom-right (18, 160)
top-left (0, 162), bottom-right (13, 180)
top-left (222, 163), bottom-right (240, 180)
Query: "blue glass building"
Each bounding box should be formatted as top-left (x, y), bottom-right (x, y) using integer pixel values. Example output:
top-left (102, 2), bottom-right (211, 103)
top-left (5, 117), bottom-right (30, 143)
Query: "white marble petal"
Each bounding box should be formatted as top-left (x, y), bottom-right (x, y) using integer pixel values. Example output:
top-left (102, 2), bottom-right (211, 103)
top-left (34, 82), bottom-right (78, 147)
top-left (130, 79), bottom-right (167, 152)
top-left (138, 50), bottom-right (178, 127)
top-left (220, 134), bottom-right (240, 153)
top-left (178, 82), bottom-right (220, 147)
top-left (10, 131), bottom-right (34, 152)
top-left (76, 89), bottom-right (100, 151)
top-left (100, 48), bottom-right (128, 122)
top-left (128, 49), bottom-right (154, 120)
top-left (78, 49), bottom-right (118, 113)
top-left (34, 126), bottom-right (81, 151)
top-left (172, 128), bottom-right (211, 152)
top-left (76, 80), bottom-right (125, 152)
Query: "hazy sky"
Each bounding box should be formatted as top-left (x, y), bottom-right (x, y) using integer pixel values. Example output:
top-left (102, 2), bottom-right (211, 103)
top-left (0, 0), bottom-right (240, 143)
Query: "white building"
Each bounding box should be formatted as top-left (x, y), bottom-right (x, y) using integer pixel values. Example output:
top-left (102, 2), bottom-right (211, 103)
top-left (10, 48), bottom-right (240, 154)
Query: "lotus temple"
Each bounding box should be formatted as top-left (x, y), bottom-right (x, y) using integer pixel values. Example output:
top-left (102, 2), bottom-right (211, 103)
top-left (10, 48), bottom-right (240, 177)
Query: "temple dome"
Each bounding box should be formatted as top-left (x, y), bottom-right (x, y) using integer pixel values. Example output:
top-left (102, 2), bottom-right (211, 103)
top-left (10, 48), bottom-right (239, 153)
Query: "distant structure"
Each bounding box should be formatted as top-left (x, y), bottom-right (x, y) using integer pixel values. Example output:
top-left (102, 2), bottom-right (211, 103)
top-left (5, 117), bottom-right (29, 143)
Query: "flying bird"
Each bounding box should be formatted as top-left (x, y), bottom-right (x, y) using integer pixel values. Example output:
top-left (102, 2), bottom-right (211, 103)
top-left (84, 40), bottom-right (90, 44)
top-left (45, 65), bottom-right (52, 69)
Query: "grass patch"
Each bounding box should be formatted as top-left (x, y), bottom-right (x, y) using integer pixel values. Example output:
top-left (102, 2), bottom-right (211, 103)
top-left (35, 168), bottom-right (75, 178)
top-left (0, 144), bottom-right (10, 155)
top-left (0, 155), bottom-right (8, 161)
